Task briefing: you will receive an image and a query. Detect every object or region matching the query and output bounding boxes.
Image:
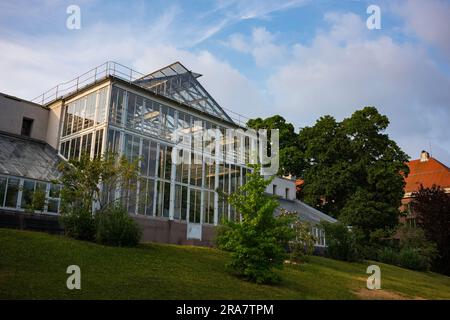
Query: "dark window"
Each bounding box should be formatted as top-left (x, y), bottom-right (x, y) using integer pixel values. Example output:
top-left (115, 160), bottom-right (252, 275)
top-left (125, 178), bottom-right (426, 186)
top-left (285, 188), bottom-right (289, 199)
top-left (21, 118), bottom-right (33, 136)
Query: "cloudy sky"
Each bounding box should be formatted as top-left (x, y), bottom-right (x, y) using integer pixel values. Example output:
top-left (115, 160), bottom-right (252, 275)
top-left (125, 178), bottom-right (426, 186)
top-left (0, 0), bottom-right (449, 164)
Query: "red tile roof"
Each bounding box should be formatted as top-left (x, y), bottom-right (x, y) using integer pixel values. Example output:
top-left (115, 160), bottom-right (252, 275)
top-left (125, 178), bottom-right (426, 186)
top-left (404, 157), bottom-right (450, 193)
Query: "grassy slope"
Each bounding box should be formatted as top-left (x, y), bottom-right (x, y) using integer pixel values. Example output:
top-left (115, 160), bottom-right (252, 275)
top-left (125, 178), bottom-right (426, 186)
top-left (0, 228), bottom-right (449, 300)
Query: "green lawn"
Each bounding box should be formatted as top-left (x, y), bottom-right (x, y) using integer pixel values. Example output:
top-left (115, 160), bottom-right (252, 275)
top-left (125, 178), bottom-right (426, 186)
top-left (1, 228), bottom-right (449, 299)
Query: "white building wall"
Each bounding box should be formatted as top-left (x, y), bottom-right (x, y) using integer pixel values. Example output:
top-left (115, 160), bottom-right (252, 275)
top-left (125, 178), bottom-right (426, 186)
top-left (45, 101), bottom-right (63, 149)
top-left (265, 176), bottom-right (296, 200)
top-left (0, 93), bottom-right (49, 142)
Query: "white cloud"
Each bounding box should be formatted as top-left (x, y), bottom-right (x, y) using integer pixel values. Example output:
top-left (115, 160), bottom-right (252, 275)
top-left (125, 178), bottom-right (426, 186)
top-left (225, 27), bottom-right (287, 66)
top-left (0, 15), bottom-right (267, 125)
top-left (265, 12), bottom-right (450, 163)
top-left (392, 0), bottom-right (450, 61)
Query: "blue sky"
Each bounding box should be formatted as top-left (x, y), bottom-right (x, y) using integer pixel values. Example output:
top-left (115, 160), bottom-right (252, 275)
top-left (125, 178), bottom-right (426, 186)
top-left (0, 0), bottom-right (449, 164)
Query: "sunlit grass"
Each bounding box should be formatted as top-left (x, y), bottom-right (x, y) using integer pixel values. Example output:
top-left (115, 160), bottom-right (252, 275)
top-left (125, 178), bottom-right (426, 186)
top-left (1, 228), bottom-right (449, 299)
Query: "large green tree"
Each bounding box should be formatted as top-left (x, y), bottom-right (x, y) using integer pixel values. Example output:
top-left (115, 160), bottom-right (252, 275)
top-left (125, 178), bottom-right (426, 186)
top-left (299, 107), bottom-right (409, 237)
top-left (247, 115), bottom-right (305, 176)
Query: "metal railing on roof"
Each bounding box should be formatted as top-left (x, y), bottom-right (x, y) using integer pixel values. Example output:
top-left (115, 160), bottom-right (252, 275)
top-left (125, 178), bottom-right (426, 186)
top-left (31, 61), bottom-right (250, 128)
top-left (31, 61), bottom-right (145, 106)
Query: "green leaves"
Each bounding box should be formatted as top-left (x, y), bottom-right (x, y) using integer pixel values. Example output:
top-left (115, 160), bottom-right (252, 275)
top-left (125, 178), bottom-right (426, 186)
top-left (299, 107), bottom-right (409, 238)
top-left (57, 152), bottom-right (140, 214)
top-left (216, 165), bottom-right (294, 284)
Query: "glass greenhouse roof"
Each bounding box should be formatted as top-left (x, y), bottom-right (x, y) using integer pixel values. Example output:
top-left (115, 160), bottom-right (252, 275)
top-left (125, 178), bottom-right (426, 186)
top-left (134, 62), bottom-right (234, 123)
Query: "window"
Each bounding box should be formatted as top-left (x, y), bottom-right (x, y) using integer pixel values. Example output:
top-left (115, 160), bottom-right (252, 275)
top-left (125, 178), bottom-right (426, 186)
top-left (189, 188), bottom-right (201, 223)
top-left (156, 181), bottom-right (171, 218)
top-left (174, 184), bottom-right (188, 221)
top-left (20, 179), bottom-right (35, 209)
top-left (273, 184), bottom-right (277, 195)
top-left (203, 190), bottom-right (214, 224)
top-left (93, 129), bottom-right (104, 158)
top-left (4, 178), bottom-right (19, 208)
top-left (285, 188), bottom-right (289, 199)
top-left (21, 118), bottom-right (33, 137)
top-left (0, 177), bottom-right (7, 207)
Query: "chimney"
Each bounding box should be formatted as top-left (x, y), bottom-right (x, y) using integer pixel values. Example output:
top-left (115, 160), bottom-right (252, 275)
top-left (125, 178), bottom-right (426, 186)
top-left (420, 150), bottom-right (430, 162)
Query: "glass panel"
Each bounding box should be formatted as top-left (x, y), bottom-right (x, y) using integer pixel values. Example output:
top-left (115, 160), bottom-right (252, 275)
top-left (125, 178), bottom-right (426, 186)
top-left (110, 87), bottom-right (125, 125)
top-left (107, 129), bottom-right (120, 154)
top-left (47, 199), bottom-right (59, 213)
top-left (96, 87), bottom-right (108, 124)
top-left (126, 92), bottom-right (136, 129)
top-left (205, 161), bottom-right (215, 190)
top-left (94, 129), bottom-right (103, 159)
top-left (84, 92), bottom-right (96, 129)
top-left (155, 180), bottom-right (170, 218)
top-left (142, 99), bottom-right (160, 136)
top-left (5, 177), bottom-right (19, 208)
top-left (127, 177), bottom-right (137, 214)
top-left (148, 141), bottom-right (157, 177)
top-left (174, 184), bottom-right (187, 221)
top-left (189, 188), bottom-right (201, 223)
top-left (141, 139), bottom-right (150, 176)
top-left (0, 177), bottom-right (6, 207)
top-left (190, 153), bottom-right (202, 187)
top-left (145, 179), bottom-right (155, 216)
top-left (20, 180), bottom-right (35, 209)
top-left (163, 182), bottom-right (170, 218)
top-left (203, 191), bottom-right (214, 224)
top-left (49, 184), bottom-right (60, 198)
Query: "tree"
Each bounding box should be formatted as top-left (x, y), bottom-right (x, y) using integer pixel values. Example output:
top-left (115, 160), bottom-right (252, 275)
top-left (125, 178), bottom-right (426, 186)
top-left (247, 115), bottom-right (305, 176)
top-left (299, 107), bottom-right (409, 241)
top-left (412, 185), bottom-right (450, 275)
top-left (57, 152), bottom-right (140, 213)
top-left (216, 165), bottom-right (294, 283)
top-left (56, 152), bottom-right (140, 241)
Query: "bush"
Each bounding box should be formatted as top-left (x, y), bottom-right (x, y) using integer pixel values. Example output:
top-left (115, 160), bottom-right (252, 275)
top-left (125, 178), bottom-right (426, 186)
top-left (320, 222), bottom-right (362, 262)
top-left (377, 247), bottom-right (399, 265)
top-left (60, 208), bottom-right (96, 241)
top-left (398, 247), bottom-right (429, 271)
top-left (279, 209), bottom-right (316, 263)
top-left (95, 206), bottom-right (141, 247)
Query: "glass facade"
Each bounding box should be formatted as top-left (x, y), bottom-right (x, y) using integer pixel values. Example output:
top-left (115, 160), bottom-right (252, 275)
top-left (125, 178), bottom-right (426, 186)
top-left (56, 82), bottom-right (249, 226)
top-left (0, 175), bottom-right (60, 213)
top-left (59, 86), bottom-right (109, 160)
top-left (102, 84), bottom-right (249, 226)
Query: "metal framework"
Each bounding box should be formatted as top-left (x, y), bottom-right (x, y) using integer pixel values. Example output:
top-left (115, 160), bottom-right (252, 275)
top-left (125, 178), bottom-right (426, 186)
top-left (134, 62), bottom-right (234, 123)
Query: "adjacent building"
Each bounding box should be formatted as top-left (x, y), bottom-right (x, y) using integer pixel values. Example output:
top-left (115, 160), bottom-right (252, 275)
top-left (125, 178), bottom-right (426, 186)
top-left (401, 150), bottom-right (450, 227)
top-left (0, 61), bottom-right (335, 245)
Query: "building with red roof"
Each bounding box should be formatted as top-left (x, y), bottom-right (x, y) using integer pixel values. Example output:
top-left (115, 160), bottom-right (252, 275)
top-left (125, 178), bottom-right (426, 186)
top-left (401, 150), bottom-right (450, 227)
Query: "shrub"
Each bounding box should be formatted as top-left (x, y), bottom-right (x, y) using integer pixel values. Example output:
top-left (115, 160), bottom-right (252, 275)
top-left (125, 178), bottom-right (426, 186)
top-left (95, 206), bottom-right (141, 247)
top-left (377, 247), bottom-right (398, 265)
top-left (320, 222), bottom-right (362, 262)
top-left (398, 247), bottom-right (429, 271)
top-left (25, 188), bottom-right (46, 214)
top-left (279, 209), bottom-right (316, 263)
top-left (397, 226), bottom-right (437, 271)
top-left (60, 208), bottom-right (96, 241)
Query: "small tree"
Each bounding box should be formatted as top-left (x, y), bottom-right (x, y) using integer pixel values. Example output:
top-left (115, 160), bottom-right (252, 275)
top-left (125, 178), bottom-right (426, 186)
top-left (216, 165), bottom-right (294, 284)
top-left (279, 209), bottom-right (317, 263)
top-left (57, 152), bottom-right (140, 241)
